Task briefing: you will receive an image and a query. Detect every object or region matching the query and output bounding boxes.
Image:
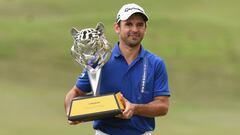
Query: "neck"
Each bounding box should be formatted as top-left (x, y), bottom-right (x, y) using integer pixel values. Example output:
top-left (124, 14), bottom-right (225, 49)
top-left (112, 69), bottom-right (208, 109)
top-left (119, 43), bottom-right (141, 65)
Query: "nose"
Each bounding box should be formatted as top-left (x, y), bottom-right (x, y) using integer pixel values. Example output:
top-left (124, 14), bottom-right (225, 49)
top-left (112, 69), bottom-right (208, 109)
top-left (131, 25), bottom-right (138, 32)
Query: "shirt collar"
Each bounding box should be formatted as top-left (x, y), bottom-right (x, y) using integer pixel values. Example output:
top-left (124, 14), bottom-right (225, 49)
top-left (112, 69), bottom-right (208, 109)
top-left (112, 42), bottom-right (146, 58)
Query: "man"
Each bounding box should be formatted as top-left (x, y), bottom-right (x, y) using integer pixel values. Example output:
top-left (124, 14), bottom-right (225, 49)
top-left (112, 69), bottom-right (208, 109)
top-left (65, 3), bottom-right (170, 135)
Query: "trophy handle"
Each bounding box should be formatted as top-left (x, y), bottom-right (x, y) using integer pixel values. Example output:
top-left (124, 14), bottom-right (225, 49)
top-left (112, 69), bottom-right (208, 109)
top-left (87, 68), bottom-right (102, 96)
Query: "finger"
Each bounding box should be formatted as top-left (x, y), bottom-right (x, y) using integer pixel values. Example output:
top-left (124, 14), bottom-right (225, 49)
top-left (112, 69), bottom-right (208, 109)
top-left (120, 95), bottom-right (127, 102)
top-left (119, 95), bottom-right (126, 108)
top-left (69, 121), bottom-right (79, 125)
top-left (115, 114), bottom-right (124, 118)
top-left (124, 113), bottom-right (132, 119)
top-left (115, 114), bottom-right (122, 117)
top-left (122, 114), bottom-right (131, 119)
top-left (68, 120), bottom-right (81, 125)
top-left (121, 112), bottom-right (129, 119)
top-left (123, 109), bottom-right (134, 119)
top-left (122, 107), bottom-right (131, 115)
top-left (115, 113), bottom-right (130, 119)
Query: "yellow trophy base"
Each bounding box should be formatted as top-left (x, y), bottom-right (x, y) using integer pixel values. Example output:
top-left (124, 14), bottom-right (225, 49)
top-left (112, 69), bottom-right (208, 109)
top-left (68, 92), bottom-right (125, 122)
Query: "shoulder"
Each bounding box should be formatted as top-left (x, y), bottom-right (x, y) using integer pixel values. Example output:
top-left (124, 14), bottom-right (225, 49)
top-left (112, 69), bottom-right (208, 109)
top-left (144, 50), bottom-right (165, 66)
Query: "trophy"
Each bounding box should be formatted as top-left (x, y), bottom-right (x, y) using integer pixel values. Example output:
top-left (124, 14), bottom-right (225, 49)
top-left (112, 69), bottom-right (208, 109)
top-left (68, 22), bottom-right (125, 122)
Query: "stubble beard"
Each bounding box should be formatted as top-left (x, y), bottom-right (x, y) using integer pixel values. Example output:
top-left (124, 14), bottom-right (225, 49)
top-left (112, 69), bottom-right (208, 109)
top-left (127, 40), bottom-right (140, 48)
top-left (125, 34), bottom-right (143, 48)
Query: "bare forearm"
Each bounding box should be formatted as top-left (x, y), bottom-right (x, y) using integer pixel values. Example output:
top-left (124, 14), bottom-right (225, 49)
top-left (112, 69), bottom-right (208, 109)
top-left (134, 96), bottom-right (169, 118)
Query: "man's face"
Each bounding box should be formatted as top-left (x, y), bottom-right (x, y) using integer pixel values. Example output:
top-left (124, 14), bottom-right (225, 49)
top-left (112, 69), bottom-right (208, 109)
top-left (115, 14), bottom-right (147, 48)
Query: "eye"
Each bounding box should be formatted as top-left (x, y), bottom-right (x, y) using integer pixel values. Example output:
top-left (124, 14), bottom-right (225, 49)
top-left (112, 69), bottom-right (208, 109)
top-left (125, 22), bottom-right (132, 27)
top-left (88, 34), bottom-right (92, 39)
top-left (137, 22), bottom-right (144, 28)
top-left (82, 31), bottom-right (87, 39)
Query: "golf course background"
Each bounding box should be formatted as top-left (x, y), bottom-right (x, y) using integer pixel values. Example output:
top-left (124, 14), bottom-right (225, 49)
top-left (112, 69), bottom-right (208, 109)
top-left (0, 0), bottom-right (239, 134)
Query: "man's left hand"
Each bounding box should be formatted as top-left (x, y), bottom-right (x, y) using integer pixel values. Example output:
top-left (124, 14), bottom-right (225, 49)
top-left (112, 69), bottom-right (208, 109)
top-left (116, 96), bottom-right (136, 119)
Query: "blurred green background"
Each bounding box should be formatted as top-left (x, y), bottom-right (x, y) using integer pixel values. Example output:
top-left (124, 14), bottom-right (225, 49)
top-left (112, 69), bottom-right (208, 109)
top-left (0, 0), bottom-right (239, 135)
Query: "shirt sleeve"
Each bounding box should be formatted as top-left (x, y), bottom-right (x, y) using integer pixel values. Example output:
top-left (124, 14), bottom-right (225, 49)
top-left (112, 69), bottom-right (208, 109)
top-left (75, 69), bottom-right (92, 93)
top-left (154, 60), bottom-right (170, 97)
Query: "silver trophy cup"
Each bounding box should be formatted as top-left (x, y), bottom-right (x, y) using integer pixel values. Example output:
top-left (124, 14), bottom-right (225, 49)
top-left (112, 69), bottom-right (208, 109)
top-left (68, 22), bottom-right (124, 122)
top-left (70, 22), bottom-right (111, 96)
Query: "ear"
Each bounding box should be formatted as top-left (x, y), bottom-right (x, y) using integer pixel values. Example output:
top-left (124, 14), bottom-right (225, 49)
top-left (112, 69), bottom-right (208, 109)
top-left (71, 27), bottom-right (79, 37)
top-left (114, 22), bottom-right (120, 34)
top-left (95, 22), bottom-right (104, 35)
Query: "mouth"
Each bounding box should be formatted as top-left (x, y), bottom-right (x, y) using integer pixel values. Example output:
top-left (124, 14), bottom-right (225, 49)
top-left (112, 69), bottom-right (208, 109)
top-left (128, 33), bottom-right (139, 39)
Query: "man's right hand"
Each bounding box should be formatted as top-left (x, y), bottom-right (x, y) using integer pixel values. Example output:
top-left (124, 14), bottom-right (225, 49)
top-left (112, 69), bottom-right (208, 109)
top-left (64, 86), bottom-right (87, 125)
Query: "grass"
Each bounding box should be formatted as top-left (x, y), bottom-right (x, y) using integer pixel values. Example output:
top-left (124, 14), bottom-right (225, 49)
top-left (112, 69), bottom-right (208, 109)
top-left (0, 0), bottom-right (240, 134)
